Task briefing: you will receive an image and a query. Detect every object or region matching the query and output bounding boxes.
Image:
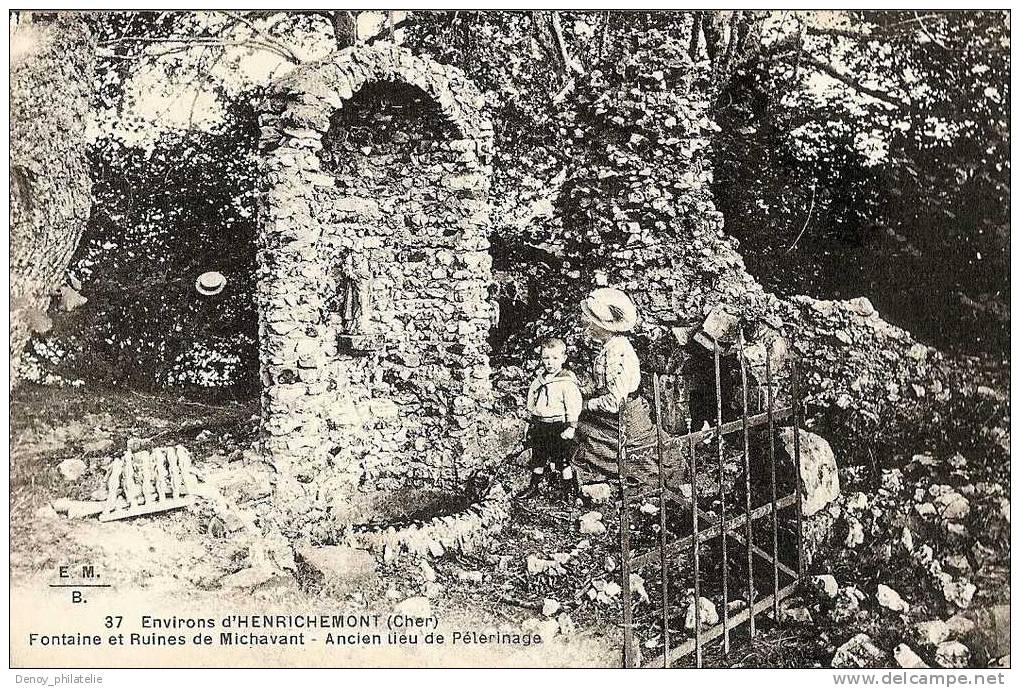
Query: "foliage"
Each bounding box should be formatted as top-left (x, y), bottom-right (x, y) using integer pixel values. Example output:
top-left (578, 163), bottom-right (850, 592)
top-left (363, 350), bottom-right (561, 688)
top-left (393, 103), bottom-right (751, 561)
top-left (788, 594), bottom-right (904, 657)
top-left (405, 12), bottom-right (734, 366)
top-left (42, 97), bottom-right (262, 389)
top-left (712, 11), bottom-right (1010, 355)
top-left (26, 10), bottom-right (1011, 389)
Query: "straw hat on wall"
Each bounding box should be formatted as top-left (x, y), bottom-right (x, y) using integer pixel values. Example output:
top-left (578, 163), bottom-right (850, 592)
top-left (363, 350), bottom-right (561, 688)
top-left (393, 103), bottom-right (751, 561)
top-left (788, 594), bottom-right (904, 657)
top-left (195, 271), bottom-right (227, 296)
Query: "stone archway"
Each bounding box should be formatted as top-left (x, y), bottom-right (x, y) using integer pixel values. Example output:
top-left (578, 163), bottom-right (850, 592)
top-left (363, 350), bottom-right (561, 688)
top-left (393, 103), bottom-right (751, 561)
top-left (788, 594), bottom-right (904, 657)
top-left (255, 45), bottom-right (496, 536)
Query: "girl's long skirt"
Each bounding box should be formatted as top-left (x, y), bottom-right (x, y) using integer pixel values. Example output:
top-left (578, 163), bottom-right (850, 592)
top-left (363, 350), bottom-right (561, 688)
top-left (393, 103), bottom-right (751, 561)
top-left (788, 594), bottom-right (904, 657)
top-left (572, 396), bottom-right (655, 481)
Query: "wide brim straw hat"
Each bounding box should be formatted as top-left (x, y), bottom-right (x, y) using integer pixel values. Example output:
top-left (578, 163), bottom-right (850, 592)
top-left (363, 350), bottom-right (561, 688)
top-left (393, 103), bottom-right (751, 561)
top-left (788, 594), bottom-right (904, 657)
top-left (580, 288), bottom-right (638, 333)
top-left (195, 271), bottom-right (227, 296)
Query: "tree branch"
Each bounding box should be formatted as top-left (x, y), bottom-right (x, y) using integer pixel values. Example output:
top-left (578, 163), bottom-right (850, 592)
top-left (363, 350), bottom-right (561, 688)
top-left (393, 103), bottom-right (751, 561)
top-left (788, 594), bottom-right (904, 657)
top-left (365, 16), bottom-right (412, 45)
top-left (804, 26), bottom-right (874, 41)
top-left (912, 10), bottom-right (948, 49)
top-left (793, 51), bottom-right (907, 108)
top-left (99, 35), bottom-right (299, 63)
top-left (217, 10), bottom-right (301, 63)
top-left (786, 180), bottom-right (817, 253)
top-left (327, 10), bottom-right (358, 49)
top-left (720, 10), bottom-right (741, 78)
top-left (550, 11), bottom-right (584, 75)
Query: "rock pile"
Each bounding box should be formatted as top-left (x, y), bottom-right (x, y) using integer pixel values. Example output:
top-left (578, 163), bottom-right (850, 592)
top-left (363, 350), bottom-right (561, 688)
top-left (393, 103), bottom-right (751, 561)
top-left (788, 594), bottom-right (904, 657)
top-left (347, 480), bottom-right (511, 560)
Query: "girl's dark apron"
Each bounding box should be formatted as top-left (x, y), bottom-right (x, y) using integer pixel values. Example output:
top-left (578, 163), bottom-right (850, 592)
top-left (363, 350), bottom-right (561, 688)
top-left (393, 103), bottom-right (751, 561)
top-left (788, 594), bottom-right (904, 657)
top-left (572, 394), bottom-right (654, 480)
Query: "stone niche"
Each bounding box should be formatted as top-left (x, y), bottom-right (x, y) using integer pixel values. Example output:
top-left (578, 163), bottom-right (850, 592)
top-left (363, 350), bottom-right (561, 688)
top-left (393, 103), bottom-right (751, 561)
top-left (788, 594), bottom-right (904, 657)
top-left (255, 45), bottom-right (496, 537)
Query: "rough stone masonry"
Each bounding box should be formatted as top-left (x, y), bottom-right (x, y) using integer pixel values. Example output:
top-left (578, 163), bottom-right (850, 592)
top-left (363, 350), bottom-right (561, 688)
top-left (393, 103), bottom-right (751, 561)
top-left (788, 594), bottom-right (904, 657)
top-left (256, 45), bottom-right (496, 536)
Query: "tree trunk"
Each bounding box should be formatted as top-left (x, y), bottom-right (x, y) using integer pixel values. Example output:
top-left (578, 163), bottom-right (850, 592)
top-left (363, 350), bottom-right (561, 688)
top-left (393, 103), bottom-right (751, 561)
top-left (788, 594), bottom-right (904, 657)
top-left (10, 12), bottom-right (96, 388)
top-left (330, 11), bottom-right (358, 49)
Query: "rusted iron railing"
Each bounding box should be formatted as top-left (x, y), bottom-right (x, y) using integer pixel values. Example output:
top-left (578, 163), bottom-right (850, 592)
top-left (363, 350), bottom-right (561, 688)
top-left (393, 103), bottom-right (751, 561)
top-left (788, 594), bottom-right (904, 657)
top-left (616, 337), bottom-right (805, 668)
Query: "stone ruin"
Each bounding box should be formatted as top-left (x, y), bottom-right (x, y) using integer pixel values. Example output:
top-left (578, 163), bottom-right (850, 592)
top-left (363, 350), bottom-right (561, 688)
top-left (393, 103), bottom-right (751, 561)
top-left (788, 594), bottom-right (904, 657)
top-left (255, 45), bottom-right (499, 537)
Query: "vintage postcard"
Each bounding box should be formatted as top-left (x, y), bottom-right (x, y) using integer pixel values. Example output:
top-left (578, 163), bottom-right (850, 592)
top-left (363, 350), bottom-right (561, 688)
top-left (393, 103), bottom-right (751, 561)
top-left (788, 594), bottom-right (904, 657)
top-left (8, 8), bottom-right (1010, 671)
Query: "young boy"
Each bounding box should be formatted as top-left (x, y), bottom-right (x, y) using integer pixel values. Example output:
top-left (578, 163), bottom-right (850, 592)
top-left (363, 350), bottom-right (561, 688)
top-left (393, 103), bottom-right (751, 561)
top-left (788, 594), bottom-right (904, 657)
top-left (520, 338), bottom-right (583, 499)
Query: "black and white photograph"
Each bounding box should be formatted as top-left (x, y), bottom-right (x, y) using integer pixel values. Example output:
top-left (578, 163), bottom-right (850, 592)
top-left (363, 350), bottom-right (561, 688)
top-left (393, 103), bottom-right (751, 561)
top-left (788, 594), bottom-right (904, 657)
top-left (8, 8), bottom-right (1012, 672)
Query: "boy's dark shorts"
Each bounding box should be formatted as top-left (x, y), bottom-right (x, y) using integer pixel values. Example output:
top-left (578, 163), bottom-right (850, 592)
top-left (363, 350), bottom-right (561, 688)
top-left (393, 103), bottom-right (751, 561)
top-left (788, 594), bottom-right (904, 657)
top-left (526, 420), bottom-right (574, 470)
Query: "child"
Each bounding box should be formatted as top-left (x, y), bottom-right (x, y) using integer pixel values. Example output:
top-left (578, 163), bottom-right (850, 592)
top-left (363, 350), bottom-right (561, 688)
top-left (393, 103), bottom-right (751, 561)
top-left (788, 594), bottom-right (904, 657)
top-left (520, 338), bottom-right (584, 499)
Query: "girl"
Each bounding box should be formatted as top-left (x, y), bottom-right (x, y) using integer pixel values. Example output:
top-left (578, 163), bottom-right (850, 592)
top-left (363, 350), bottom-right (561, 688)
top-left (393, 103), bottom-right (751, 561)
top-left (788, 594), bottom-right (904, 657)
top-left (571, 288), bottom-right (653, 485)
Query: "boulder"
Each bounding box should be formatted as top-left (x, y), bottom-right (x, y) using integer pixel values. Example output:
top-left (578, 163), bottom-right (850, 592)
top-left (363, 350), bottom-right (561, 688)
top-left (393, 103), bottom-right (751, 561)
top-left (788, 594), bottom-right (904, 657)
top-left (588, 579), bottom-right (622, 604)
top-left (876, 584), bottom-right (910, 613)
top-left (895, 644), bottom-right (929, 668)
top-left (781, 605), bottom-right (813, 623)
top-left (936, 491), bottom-right (971, 520)
top-left (297, 545), bottom-right (377, 587)
top-left (900, 527), bottom-right (914, 552)
top-left (698, 306), bottom-right (740, 344)
top-left (58, 459), bottom-right (88, 482)
top-left (848, 297), bottom-right (877, 318)
top-left (578, 511), bottom-right (606, 535)
top-left (945, 614), bottom-right (976, 638)
top-left (581, 483), bottom-right (612, 503)
top-left (629, 573), bottom-right (650, 604)
top-left (419, 561), bottom-right (437, 583)
top-left (780, 428), bottom-right (839, 517)
top-left (726, 599), bottom-right (748, 614)
top-left (812, 574), bottom-right (839, 599)
top-left (542, 598), bottom-right (560, 617)
top-left (427, 540), bottom-right (446, 558)
top-left (935, 641), bottom-right (971, 668)
top-left (944, 555), bottom-right (971, 574)
top-left (58, 285), bottom-right (88, 311)
top-left (455, 568), bottom-right (483, 584)
top-left (831, 634), bottom-right (886, 668)
top-left (915, 619), bottom-right (951, 646)
top-left (395, 596), bottom-right (432, 618)
top-left (942, 579), bottom-right (977, 609)
top-left (684, 597), bottom-right (719, 630)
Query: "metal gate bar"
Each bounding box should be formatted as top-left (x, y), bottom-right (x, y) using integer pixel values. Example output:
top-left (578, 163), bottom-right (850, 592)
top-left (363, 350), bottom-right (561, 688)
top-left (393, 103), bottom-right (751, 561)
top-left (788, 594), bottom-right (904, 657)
top-left (766, 353), bottom-right (780, 620)
top-left (712, 339), bottom-right (730, 654)
top-left (630, 494), bottom-right (797, 568)
top-left (738, 332), bottom-right (755, 641)
top-left (617, 404), bottom-right (637, 667)
top-left (646, 582), bottom-right (799, 667)
top-left (791, 335), bottom-right (805, 577)
top-left (688, 417), bottom-right (702, 666)
top-left (628, 408), bottom-right (794, 455)
top-left (615, 340), bottom-right (805, 668)
top-left (653, 379), bottom-right (670, 666)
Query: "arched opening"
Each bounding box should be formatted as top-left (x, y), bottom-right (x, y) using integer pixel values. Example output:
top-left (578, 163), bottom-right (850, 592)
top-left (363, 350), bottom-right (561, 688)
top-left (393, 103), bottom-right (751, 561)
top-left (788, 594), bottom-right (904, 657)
top-left (313, 79), bottom-right (490, 491)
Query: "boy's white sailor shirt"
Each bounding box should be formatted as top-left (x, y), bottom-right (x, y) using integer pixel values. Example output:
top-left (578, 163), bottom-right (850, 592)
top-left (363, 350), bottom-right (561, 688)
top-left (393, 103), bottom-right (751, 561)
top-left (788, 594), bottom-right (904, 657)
top-left (527, 369), bottom-right (583, 425)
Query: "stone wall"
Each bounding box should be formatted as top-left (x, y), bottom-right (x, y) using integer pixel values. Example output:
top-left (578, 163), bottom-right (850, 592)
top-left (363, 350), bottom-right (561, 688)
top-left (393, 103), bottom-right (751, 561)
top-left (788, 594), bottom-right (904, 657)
top-left (255, 45), bottom-right (496, 534)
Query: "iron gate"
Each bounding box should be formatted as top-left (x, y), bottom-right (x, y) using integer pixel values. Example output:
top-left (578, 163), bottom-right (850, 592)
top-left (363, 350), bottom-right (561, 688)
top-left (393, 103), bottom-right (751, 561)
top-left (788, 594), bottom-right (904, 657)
top-left (615, 333), bottom-right (805, 668)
